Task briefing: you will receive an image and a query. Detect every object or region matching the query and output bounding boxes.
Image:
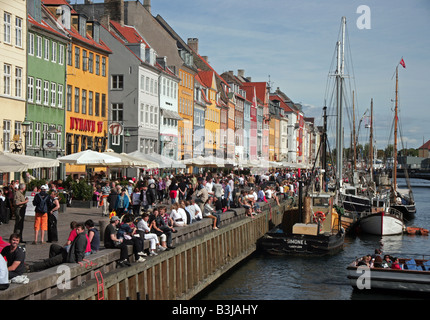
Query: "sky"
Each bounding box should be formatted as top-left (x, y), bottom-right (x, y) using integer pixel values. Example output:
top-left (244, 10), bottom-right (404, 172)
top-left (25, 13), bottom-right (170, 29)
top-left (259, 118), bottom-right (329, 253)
top-left (78, 0), bottom-right (430, 150)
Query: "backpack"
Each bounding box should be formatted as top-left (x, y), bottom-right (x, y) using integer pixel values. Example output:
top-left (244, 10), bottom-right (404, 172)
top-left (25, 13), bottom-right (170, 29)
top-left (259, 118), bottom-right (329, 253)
top-left (34, 193), bottom-right (49, 213)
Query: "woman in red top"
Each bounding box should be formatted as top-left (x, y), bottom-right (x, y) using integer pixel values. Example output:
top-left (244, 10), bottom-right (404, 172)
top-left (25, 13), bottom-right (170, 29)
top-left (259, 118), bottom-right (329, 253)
top-left (391, 257), bottom-right (401, 270)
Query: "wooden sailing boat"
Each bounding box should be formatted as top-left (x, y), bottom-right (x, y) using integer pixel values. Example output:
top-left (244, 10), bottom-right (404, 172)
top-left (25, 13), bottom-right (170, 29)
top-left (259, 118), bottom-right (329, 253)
top-left (389, 61), bottom-right (417, 219)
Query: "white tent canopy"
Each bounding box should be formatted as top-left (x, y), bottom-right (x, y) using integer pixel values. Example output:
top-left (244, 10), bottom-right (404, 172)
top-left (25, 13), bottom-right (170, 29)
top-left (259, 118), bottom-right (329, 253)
top-left (128, 151), bottom-right (185, 169)
top-left (0, 151), bottom-right (59, 173)
top-left (58, 150), bottom-right (122, 165)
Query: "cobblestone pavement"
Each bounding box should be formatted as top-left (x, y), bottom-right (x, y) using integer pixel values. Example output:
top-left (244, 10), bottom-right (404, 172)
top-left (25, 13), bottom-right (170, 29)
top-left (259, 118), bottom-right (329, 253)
top-left (0, 205), bottom-right (109, 264)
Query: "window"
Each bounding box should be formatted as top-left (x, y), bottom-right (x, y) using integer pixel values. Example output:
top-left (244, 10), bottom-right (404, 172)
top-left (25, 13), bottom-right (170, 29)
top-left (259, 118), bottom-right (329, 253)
top-left (67, 44), bottom-right (72, 66)
top-left (74, 87), bottom-right (80, 112)
top-left (15, 17), bottom-right (22, 47)
top-left (150, 78), bottom-right (154, 94)
top-left (36, 36), bottom-right (42, 58)
top-left (35, 79), bottom-right (42, 103)
top-left (57, 84), bottom-right (63, 108)
top-left (66, 85), bottom-right (72, 111)
top-left (95, 55), bottom-right (100, 75)
top-left (27, 77), bottom-right (34, 102)
top-left (15, 67), bottom-right (22, 98)
top-left (50, 82), bottom-right (56, 107)
top-left (35, 123), bottom-right (41, 147)
top-left (88, 52), bottom-right (93, 73)
top-left (56, 125), bottom-right (62, 149)
top-left (2, 120), bottom-right (10, 151)
top-left (59, 44), bottom-right (64, 65)
top-left (3, 12), bottom-right (11, 44)
top-left (28, 33), bottom-right (34, 55)
top-left (95, 92), bottom-right (100, 116)
top-left (44, 38), bottom-right (49, 60)
top-left (146, 77), bottom-right (149, 92)
top-left (43, 81), bottom-right (49, 105)
top-left (112, 103), bottom-right (123, 121)
top-left (51, 41), bottom-right (57, 63)
top-left (81, 89), bottom-right (86, 114)
top-left (14, 121), bottom-right (21, 139)
top-left (3, 64), bottom-right (11, 95)
top-left (139, 104), bottom-right (144, 125)
top-left (163, 78), bottom-right (166, 95)
top-left (27, 122), bottom-right (33, 147)
top-left (101, 57), bottom-right (106, 76)
top-left (88, 91), bottom-right (93, 115)
top-left (101, 94), bottom-right (106, 117)
top-left (111, 75), bottom-right (123, 90)
top-left (82, 50), bottom-right (87, 71)
top-left (74, 47), bottom-right (80, 69)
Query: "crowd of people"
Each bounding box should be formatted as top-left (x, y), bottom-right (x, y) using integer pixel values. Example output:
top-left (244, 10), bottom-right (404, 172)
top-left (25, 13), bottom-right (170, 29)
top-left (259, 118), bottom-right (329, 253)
top-left (0, 168), bottom-right (307, 285)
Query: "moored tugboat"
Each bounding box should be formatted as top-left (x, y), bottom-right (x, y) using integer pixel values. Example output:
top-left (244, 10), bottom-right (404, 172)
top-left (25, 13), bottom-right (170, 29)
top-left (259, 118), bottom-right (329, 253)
top-left (258, 192), bottom-right (345, 256)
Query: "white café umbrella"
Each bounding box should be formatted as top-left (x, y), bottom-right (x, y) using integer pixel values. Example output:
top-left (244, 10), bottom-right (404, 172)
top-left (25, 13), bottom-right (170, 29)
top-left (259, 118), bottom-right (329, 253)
top-left (0, 151), bottom-right (59, 173)
top-left (103, 149), bottom-right (158, 168)
top-left (128, 151), bottom-right (184, 169)
top-left (57, 149), bottom-right (122, 165)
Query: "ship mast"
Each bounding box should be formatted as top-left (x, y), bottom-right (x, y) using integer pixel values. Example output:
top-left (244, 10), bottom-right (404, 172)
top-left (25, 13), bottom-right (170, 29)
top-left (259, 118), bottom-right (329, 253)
top-left (336, 16), bottom-right (346, 188)
top-left (393, 66), bottom-right (399, 191)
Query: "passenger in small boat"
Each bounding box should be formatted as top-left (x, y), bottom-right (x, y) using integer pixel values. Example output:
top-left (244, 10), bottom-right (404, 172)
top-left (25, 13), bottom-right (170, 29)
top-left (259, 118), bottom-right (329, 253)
top-left (391, 257), bottom-right (401, 270)
top-left (357, 255), bottom-right (371, 267)
top-left (382, 255), bottom-right (392, 268)
top-left (373, 256), bottom-right (383, 268)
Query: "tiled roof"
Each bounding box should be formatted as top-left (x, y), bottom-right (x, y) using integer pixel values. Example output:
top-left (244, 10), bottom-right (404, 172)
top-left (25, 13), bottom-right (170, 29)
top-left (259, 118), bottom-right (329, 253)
top-left (42, 0), bottom-right (111, 54)
top-left (109, 20), bottom-right (150, 48)
top-left (270, 94), bottom-right (295, 113)
top-left (419, 140), bottom-right (430, 150)
top-left (28, 13), bottom-right (68, 40)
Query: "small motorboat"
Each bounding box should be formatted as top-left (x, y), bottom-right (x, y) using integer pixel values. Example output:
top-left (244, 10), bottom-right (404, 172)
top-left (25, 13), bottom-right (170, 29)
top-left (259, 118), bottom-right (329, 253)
top-left (347, 256), bottom-right (430, 293)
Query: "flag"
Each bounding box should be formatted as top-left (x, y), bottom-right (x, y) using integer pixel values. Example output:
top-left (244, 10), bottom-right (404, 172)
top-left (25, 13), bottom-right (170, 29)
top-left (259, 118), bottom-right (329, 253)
top-left (399, 58), bottom-right (406, 68)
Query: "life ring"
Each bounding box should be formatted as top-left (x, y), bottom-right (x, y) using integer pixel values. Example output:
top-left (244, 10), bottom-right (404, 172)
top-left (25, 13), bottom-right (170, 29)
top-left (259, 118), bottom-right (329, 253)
top-left (313, 211), bottom-right (326, 223)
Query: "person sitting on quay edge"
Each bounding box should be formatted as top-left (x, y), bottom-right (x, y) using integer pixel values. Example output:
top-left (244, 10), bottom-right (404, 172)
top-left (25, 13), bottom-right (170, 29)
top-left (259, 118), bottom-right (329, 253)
top-left (136, 213), bottom-right (165, 256)
top-left (84, 219), bottom-right (100, 254)
top-left (203, 197), bottom-right (221, 230)
top-left (0, 233), bottom-right (26, 280)
top-left (116, 214), bottom-right (146, 263)
top-left (27, 223), bottom-right (88, 273)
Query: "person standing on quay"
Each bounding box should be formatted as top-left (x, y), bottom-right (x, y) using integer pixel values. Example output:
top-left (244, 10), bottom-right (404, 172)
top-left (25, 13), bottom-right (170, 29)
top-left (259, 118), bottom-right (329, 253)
top-left (47, 191), bottom-right (60, 243)
top-left (13, 183), bottom-right (29, 243)
top-left (32, 185), bottom-right (49, 244)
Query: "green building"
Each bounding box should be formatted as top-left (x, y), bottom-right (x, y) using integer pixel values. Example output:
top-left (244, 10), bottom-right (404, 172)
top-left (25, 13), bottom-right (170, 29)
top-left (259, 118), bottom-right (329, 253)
top-left (26, 1), bottom-right (68, 179)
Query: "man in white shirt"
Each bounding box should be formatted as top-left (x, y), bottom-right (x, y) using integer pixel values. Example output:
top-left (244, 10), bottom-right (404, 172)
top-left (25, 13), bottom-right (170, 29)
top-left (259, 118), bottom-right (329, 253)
top-left (186, 200), bottom-right (202, 223)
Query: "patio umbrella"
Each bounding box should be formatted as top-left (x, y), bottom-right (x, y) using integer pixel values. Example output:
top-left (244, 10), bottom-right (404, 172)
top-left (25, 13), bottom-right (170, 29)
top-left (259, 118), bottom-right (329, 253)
top-left (57, 149), bottom-right (122, 165)
top-left (0, 151), bottom-right (60, 173)
top-left (103, 150), bottom-right (158, 168)
top-left (128, 151), bottom-right (185, 169)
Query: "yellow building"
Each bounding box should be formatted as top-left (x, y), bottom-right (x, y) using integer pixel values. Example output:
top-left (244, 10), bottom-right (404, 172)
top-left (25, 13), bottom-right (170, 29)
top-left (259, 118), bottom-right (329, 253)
top-left (0, 0), bottom-right (27, 183)
top-left (269, 117), bottom-right (275, 161)
top-left (46, 3), bottom-right (111, 177)
top-left (178, 67), bottom-right (194, 160)
top-left (198, 70), bottom-right (220, 156)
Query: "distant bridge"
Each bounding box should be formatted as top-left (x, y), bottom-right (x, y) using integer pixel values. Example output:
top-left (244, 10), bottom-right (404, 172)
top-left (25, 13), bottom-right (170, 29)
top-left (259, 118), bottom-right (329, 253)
top-left (394, 169), bottom-right (430, 181)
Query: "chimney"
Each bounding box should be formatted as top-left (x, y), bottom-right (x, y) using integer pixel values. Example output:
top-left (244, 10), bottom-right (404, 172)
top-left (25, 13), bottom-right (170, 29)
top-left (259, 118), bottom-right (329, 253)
top-left (237, 69), bottom-right (245, 78)
top-left (143, 0), bottom-right (151, 13)
top-left (105, 0), bottom-right (124, 26)
top-left (187, 38), bottom-right (199, 54)
top-left (201, 56), bottom-right (209, 63)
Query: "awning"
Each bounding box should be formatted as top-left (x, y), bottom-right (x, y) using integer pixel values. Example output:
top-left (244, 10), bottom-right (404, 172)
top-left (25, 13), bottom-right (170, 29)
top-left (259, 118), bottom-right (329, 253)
top-left (161, 108), bottom-right (183, 121)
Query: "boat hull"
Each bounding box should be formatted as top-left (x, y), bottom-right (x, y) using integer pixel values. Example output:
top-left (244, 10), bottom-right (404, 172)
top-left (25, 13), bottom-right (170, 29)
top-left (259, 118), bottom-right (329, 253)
top-left (359, 212), bottom-right (404, 235)
top-left (258, 227), bottom-right (345, 256)
top-left (347, 265), bottom-right (430, 293)
top-left (391, 204), bottom-right (416, 220)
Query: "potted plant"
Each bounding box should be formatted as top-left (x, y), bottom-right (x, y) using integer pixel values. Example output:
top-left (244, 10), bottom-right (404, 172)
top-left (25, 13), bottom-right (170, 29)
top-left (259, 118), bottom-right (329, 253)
top-left (70, 179), bottom-right (94, 208)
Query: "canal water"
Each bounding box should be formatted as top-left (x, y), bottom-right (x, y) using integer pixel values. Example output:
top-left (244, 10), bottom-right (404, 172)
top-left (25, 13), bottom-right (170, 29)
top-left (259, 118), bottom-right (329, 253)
top-left (196, 178), bottom-right (430, 300)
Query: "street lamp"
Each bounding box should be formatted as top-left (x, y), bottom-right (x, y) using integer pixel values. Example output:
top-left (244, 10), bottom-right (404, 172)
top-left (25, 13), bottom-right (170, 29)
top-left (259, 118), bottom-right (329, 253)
top-left (21, 119), bottom-right (32, 155)
top-left (124, 129), bottom-right (131, 153)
